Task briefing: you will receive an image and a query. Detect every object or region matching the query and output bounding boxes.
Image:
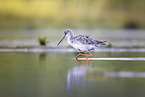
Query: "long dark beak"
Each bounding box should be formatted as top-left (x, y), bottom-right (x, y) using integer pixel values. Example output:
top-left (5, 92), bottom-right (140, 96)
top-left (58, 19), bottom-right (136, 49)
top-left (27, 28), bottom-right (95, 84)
top-left (57, 34), bottom-right (66, 46)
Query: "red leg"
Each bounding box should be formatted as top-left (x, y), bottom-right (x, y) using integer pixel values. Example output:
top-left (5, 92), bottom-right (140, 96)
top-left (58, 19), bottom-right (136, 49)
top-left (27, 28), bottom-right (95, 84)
top-left (76, 53), bottom-right (86, 59)
top-left (85, 51), bottom-right (92, 60)
top-left (87, 50), bottom-right (92, 57)
top-left (76, 51), bottom-right (93, 60)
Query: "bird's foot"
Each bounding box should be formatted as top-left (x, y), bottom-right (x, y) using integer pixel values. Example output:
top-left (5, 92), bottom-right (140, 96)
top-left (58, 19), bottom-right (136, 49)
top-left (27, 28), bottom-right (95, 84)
top-left (76, 53), bottom-right (85, 60)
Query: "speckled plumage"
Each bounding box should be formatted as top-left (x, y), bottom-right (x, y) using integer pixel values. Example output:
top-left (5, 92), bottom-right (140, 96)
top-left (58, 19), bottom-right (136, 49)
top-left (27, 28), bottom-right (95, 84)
top-left (57, 29), bottom-right (107, 59)
top-left (70, 35), bottom-right (106, 47)
top-left (65, 29), bottom-right (107, 52)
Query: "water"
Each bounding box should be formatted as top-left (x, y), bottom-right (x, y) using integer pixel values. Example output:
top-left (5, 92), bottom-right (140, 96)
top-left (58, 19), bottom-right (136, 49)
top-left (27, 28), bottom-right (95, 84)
top-left (1, 29), bottom-right (145, 97)
top-left (1, 52), bottom-right (145, 97)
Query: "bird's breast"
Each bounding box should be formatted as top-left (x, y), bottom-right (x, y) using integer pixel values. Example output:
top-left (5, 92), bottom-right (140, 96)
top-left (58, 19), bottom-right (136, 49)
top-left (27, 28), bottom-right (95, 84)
top-left (70, 42), bottom-right (96, 52)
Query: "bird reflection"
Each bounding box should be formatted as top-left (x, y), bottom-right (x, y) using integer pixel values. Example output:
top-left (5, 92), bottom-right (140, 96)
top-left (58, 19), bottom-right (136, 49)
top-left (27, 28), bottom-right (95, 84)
top-left (66, 59), bottom-right (145, 92)
top-left (76, 59), bottom-right (92, 65)
top-left (66, 60), bottom-right (92, 91)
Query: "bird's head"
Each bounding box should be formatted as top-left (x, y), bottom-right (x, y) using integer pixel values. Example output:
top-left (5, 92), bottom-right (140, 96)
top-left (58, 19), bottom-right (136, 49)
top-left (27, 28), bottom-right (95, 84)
top-left (64, 29), bottom-right (72, 37)
top-left (57, 29), bottom-right (73, 46)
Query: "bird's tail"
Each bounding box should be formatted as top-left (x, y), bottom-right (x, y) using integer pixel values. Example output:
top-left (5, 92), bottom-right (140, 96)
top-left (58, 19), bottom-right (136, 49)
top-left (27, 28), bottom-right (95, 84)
top-left (95, 40), bottom-right (107, 47)
top-left (102, 40), bottom-right (107, 45)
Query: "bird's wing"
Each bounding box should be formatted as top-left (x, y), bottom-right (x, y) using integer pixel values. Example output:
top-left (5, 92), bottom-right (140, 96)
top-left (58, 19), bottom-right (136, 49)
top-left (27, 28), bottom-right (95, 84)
top-left (73, 35), bottom-right (107, 46)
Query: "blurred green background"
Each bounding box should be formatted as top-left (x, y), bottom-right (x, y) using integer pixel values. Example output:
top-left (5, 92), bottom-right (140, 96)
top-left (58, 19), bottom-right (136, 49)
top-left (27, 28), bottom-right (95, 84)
top-left (0, 0), bottom-right (145, 29)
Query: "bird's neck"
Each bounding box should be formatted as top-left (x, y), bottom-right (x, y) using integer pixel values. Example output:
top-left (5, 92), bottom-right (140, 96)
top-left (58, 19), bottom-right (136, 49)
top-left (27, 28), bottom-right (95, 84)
top-left (69, 31), bottom-right (74, 37)
top-left (67, 31), bottom-right (74, 39)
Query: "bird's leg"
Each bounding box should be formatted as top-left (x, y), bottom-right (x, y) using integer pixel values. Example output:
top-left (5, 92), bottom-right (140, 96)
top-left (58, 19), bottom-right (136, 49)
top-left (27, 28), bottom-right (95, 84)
top-left (76, 53), bottom-right (86, 59)
top-left (76, 51), bottom-right (92, 60)
top-left (87, 50), bottom-right (93, 57)
top-left (85, 53), bottom-right (88, 60)
top-left (84, 51), bottom-right (92, 60)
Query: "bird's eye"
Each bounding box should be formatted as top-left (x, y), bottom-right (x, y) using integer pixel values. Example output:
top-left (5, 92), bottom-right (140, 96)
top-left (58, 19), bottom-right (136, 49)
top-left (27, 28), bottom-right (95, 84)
top-left (64, 31), bottom-right (67, 34)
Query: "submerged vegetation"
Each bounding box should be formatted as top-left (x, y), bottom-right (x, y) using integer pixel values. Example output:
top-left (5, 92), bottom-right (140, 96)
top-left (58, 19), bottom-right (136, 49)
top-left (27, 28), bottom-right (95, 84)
top-left (0, 0), bottom-right (145, 29)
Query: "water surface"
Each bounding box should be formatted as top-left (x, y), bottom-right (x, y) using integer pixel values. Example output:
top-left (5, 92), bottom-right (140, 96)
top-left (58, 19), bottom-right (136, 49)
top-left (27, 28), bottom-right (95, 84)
top-left (1, 29), bottom-right (145, 97)
top-left (1, 52), bottom-right (145, 97)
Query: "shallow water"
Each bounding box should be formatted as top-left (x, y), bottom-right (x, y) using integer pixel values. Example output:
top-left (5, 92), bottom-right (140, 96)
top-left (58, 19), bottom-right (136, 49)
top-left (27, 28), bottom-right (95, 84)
top-left (1, 52), bottom-right (145, 97)
top-left (1, 29), bottom-right (145, 97)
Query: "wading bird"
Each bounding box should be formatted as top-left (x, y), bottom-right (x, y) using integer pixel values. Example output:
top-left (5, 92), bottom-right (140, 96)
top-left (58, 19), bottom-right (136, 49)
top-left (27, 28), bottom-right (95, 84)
top-left (57, 29), bottom-right (107, 60)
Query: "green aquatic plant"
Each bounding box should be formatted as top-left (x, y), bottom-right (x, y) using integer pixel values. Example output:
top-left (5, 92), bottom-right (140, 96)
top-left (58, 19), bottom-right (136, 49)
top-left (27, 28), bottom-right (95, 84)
top-left (38, 36), bottom-right (47, 46)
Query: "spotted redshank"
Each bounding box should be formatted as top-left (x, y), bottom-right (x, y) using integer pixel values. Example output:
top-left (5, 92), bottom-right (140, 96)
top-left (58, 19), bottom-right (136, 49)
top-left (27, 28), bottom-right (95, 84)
top-left (57, 29), bottom-right (107, 59)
